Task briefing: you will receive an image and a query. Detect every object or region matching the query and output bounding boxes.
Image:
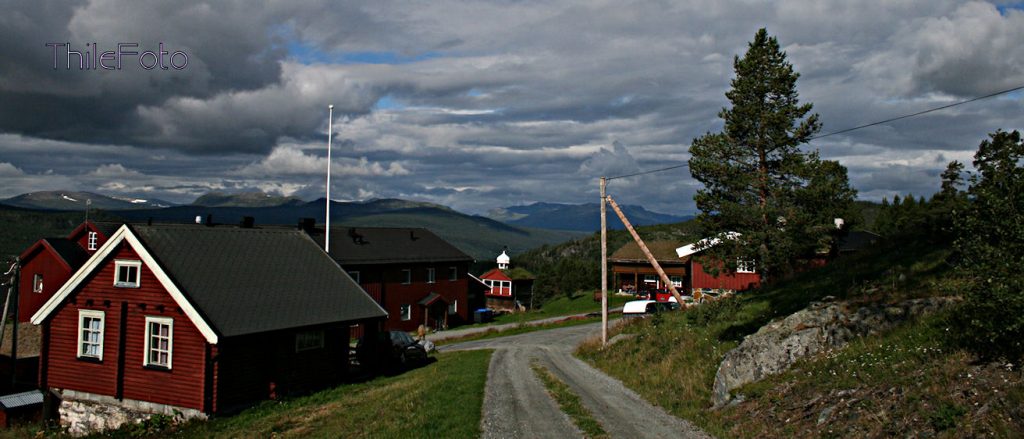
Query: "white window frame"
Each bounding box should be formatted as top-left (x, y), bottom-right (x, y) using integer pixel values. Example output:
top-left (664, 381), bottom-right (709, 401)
top-left (114, 260), bottom-right (141, 288)
top-left (502, 280), bottom-right (512, 295)
top-left (670, 276), bottom-right (683, 288)
top-left (87, 231), bottom-right (98, 250)
top-left (400, 304), bottom-right (412, 321)
top-left (427, 268), bottom-right (436, 284)
top-left (143, 316), bottom-right (173, 369)
top-left (401, 269), bottom-right (412, 285)
top-left (77, 310), bottom-right (105, 361)
top-left (736, 259), bottom-right (757, 274)
top-left (33, 274), bottom-right (44, 293)
top-left (295, 330), bottom-right (325, 352)
top-left (449, 266), bottom-right (458, 281)
top-left (643, 274), bottom-right (658, 284)
top-left (348, 271), bottom-right (360, 283)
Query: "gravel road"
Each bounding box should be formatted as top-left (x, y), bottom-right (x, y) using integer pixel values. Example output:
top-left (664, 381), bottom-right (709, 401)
top-left (441, 322), bottom-right (710, 439)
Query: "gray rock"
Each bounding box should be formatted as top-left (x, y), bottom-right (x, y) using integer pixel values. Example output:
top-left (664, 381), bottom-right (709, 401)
top-left (711, 296), bottom-right (959, 408)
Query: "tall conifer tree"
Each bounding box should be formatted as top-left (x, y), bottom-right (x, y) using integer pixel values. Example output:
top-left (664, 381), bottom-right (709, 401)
top-left (689, 29), bottom-right (855, 281)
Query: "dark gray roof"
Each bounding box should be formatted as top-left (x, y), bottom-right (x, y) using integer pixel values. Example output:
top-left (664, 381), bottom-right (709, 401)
top-left (91, 221), bottom-right (122, 238)
top-left (0, 390), bottom-right (43, 409)
top-left (310, 227), bottom-right (472, 265)
top-left (839, 230), bottom-right (882, 253)
top-left (44, 238), bottom-right (90, 269)
top-left (130, 224), bottom-right (386, 338)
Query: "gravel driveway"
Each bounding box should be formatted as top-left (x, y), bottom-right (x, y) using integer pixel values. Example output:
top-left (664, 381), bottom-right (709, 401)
top-left (441, 322), bottom-right (710, 439)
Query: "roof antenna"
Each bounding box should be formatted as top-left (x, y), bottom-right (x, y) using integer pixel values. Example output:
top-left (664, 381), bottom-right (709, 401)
top-left (84, 198), bottom-right (91, 225)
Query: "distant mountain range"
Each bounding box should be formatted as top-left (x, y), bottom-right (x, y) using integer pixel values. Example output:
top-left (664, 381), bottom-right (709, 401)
top-left (0, 190), bottom-right (174, 210)
top-left (1, 191), bottom-right (690, 259)
top-left (487, 202), bottom-right (692, 232)
top-left (191, 191), bottom-right (305, 208)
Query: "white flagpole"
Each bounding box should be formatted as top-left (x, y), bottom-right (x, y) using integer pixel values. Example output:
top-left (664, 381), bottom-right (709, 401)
top-left (325, 104), bottom-right (334, 253)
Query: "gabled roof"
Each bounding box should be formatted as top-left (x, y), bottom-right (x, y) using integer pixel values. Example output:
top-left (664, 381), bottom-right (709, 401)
top-left (610, 240), bottom-right (688, 264)
top-left (66, 221), bottom-right (121, 241)
top-left (480, 268), bottom-right (511, 281)
top-left (19, 238), bottom-right (89, 270)
top-left (33, 224), bottom-right (387, 342)
top-left (676, 232), bottom-right (742, 258)
top-left (838, 230), bottom-right (882, 253)
top-left (312, 227), bottom-right (472, 265)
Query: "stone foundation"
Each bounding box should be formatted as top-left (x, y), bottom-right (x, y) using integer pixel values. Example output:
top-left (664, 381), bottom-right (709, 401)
top-left (56, 389), bottom-right (206, 436)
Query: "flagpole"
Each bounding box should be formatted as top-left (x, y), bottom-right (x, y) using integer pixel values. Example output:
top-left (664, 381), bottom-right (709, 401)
top-left (325, 104), bottom-right (334, 253)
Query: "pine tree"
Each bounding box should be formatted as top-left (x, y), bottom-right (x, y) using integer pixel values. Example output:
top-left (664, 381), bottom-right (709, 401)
top-left (953, 130), bottom-right (1024, 361)
top-left (688, 28), bottom-right (856, 281)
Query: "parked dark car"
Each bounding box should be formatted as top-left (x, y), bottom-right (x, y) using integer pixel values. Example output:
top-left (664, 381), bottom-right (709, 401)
top-left (356, 330), bottom-right (428, 370)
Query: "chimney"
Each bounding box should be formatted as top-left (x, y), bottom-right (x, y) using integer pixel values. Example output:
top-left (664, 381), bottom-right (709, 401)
top-left (241, 216), bottom-right (255, 228)
top-left (298, 218), bottom-right (316, 233)
top-left (410, 230), bottom-right (418, 241)
top-left (205, 214), bottom-right (213, 227)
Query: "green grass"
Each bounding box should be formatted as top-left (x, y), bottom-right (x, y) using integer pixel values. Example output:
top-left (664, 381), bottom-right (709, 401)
top-left (13, 350), bottom-right (492, 438)
top-left (576, 238), bottom-right (965, 437)
top-left (438, 316), bottom-right (607, 346)
top-left (531, 361), bottom-right (609, 439)
top-left (459, 293), bottom-right (630, 330)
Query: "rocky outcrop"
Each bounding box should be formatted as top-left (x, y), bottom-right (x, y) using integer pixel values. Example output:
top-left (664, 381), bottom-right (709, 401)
top-left (711, 296), bottom-right (959, 408)
top-left (58, 389), bottom-right (206, 436)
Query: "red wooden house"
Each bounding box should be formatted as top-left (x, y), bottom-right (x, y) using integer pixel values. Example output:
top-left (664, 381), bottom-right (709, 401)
top-left (479, 250), bottom-right (535, 311)
top-left (17, 222), bottom-right (120, 322)
top-left (313, 226), bottom-right (481, 332)
top-left (676, 233), bottom-right (761, 295)
top-left (30, 224), bottom-right (386, 434)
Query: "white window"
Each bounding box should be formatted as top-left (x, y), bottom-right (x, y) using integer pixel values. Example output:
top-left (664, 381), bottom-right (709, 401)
top-left (77, 310), bottom-right (104, 361)
top-left (400, 304), bottom-right (412, 321)
top-left (114, 260), bottom-right (141, 288)
top-left (502, 280), bottom-right (512, 295)
top-left (33, 274), bottom-right (43, 293)
top-left (427, 268), bottom-right (436, 284)
top-left (449, 266), bottom-right (458, 281)
top-left (87, 231), bottom-right (98, 250)
top-left (449, 299), bottom-right (458, 314)
top-left (670, 276), bottom-right (683, 288)
top-left (144, 316), bottom-right (173, 369)
top-left (348, 271), bottom-right (360, 283)
top-left (295, 330), bottom-right (325, 352)
top-left (643, 274), bottom-right (658, 284)
top-left (737, 259), bottom-right (756, 273)
top-left (401, 269), bottom-right (412, 285)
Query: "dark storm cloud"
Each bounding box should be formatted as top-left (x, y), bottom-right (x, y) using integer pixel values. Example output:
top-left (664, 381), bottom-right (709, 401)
top-left (1, 0), bottom-right (1022, 215)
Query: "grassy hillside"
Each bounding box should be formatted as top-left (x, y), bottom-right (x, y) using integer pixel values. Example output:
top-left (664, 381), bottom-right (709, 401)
top-left (0, 205), bottom-right (120, 258)
top-left (10, 350), bottom-right (492, 438)
top-left (576, 233), bottom-right (1023, 436)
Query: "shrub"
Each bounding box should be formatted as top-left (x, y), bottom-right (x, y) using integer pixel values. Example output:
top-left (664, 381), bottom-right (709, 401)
top-left (952, 130), bottom-right (1024, 362)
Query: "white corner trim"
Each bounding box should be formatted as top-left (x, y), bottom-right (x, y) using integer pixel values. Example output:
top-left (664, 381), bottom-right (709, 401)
top-left (676, 231), bottom-right (743, 258)
top-left (31, 225), bottom-right (219, 344)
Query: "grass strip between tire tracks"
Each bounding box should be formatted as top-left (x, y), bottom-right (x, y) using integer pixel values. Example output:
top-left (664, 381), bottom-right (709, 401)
top-left (531, 360), bottom-right (610, 439)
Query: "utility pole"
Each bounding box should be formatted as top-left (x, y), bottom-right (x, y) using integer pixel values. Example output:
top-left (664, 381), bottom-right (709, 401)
top-left (606, 195), bottom-right (687, 306)
top-left (325, 104), bottom-right (334, 253)
top-left (600, 177), bottom-right (608, 345)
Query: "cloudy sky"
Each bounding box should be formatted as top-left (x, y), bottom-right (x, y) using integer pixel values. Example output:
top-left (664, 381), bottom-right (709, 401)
top-left (1, 0), bottom-right (1023, 215)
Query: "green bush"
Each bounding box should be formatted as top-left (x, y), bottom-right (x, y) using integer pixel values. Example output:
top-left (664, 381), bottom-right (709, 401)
top-left (952, 130), bottom-right (1024, 362)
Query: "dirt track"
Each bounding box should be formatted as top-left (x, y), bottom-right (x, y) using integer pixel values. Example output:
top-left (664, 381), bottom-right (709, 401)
top-left (441, 322), bottom-right (710, 439)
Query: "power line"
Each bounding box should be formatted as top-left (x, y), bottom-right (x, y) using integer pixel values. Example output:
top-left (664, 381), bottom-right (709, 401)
top-left (604, 83), bottom-right (1024, 181)
top-left (810, 84), bottom-right (1024, 141)
top-left (606, 162), bottom-right (688, 181)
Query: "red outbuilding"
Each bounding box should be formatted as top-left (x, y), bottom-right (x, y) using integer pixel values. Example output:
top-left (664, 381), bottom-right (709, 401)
top-left (17, 222), bottom-right (120, 323)
top-left (30, 224), bottom-right (386, 434)
top-left (478, 250), bottom-right (535, 311)
top-left (676, 233), bottom-right (762, 296)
